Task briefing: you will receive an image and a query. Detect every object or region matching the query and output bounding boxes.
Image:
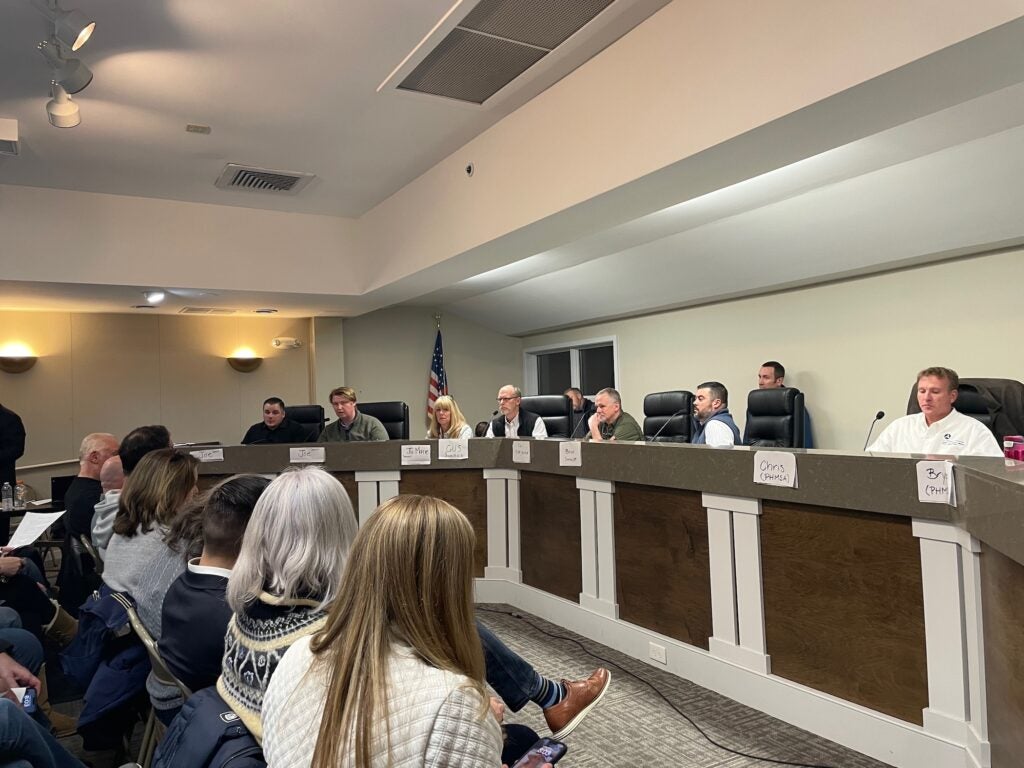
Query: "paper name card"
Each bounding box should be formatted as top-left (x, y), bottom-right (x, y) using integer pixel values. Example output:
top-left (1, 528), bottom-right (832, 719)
top-left (191, 448), bottom-right (224, 463)
top-left (439, 439), bottom-right (469, 460)
top-left (401, 444), bottom-right (432, 466)
top-left (289, 446), bottom-right (326, 464)
top-left (753, 451), bottom-right (798, 488)
top-left (916, 460), bottom-right (956, 505)
top-left (559, 440), bottom-right (582, 467)
top-left (512, 441), bottom-right (531, 464)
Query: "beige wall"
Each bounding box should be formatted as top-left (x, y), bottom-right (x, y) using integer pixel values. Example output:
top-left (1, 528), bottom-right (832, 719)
top-left (342, 307), bottom-right (522, 435)
top-left (2, 312), bottom-right (311, 495)
top-left (522, 250), bottom-right (1021, 451)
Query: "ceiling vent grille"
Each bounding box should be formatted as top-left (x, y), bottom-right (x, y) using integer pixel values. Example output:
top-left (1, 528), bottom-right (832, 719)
top-left (179, 307), bottom-right (236, 315)
top-left (398, 0), bottom-right (615, 104)
top-left (215, 164), bottom-right (315, 195)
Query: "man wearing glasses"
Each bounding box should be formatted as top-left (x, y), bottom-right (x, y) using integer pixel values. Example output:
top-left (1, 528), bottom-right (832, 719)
top-left (486, 385), bottom-right (548, 438)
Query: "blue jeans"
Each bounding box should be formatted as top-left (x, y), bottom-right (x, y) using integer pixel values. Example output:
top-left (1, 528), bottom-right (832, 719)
top-left (477, 620), bottom-right (541, 712)
top-left (0, 699), bottom-right (84, 768)
top-left (0, 629), bottom-right (44, 675)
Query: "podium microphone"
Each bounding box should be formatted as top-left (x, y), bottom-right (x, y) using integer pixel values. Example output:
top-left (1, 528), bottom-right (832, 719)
top-left (647, 409), bottom-right (689, 442)
top-left (569, 410), bottom-right (591, 440)
top-left (862, 411), bottom-right (885, 450)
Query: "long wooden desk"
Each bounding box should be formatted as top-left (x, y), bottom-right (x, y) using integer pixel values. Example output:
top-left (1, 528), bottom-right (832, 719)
top-left (196, 440), bottom-right (1023, 768)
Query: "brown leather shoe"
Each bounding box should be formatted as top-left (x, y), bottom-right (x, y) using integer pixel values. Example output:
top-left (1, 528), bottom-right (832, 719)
top-left (543, 668), bottom-right (611, 739)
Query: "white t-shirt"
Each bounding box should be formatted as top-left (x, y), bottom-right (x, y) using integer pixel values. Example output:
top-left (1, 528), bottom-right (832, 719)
top-left (702, 420), bottom-right (737, 448)
top-left (867, 409), bottom-right (1002, 456)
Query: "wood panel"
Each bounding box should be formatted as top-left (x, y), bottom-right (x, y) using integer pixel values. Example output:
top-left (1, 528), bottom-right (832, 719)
top-left (519, 472), bottom-right (581, 603)
top-left (981, 544), bottom-right (1024, 768)
top-left (330, 471), bottom-right (358, 521)
top-left (398, 470), bottom-right (487, 577)
top-left (614, 484), bottom-right (710, 648)
top-left (761, 501), bottom-right (927, 724)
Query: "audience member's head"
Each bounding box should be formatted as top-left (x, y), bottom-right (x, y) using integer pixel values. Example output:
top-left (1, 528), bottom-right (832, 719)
top-left (119, 425), bottom-right (172, 475)
top-left (99, 455), bottom-right (124, 493)
top-left (496, 384), bottom-right (523, 421)
top-left (564, 387), bottom-right (584, 411)
top-left (169, 474), bottom-right (271, 564)
top-left (916, 366), bottom-right (960, 423)
top-left (308, 494), bottom-right (484, 767)
top-left (328, 386), bottom-right (359, 426)
top-left (262, 397), bottom-right (287, 429)
top-left (78, 433), bottom-right (119, 478)
top-left (474, 421), bottom-right (488, 438)
top-left (758, 361), bottom-right (785, 389)
top-left (694, 381), bottom-right (729, 424)
top-left (113, 448), bottom-right (198, 539)
top-left (428, 395), bottom-right (469, 439)
top-left (227, 466), bottom-right (358, 613)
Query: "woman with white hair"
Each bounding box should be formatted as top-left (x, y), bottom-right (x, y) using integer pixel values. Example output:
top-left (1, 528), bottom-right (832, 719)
top-left (217, 466), bottom-right (358, 741)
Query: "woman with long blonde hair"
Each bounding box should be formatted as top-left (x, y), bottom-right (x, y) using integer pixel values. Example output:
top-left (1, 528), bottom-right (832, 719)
top-left (262, 495), bottom-right (502, 767)
top-left (427, 394), bottom-right (474, 439)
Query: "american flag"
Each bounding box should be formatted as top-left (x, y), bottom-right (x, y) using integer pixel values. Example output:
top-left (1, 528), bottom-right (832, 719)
top-left (427, 329), bottom-right (448, 416)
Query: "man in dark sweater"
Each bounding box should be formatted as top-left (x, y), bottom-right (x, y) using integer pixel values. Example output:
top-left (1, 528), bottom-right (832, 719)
top-left (160, 474), bottom-right (270, 692)
top-left (241, 397), bottom-right (310, 444)
top-left (64, 433), bottom-right (119, 541)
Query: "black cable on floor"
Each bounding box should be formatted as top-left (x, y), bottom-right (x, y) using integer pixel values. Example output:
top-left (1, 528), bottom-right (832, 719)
top-left (477, 606), bottom-right (841, 768)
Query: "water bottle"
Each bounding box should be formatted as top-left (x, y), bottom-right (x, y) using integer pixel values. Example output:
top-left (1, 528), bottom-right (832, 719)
top-left (0, 483), bottom-right (11, 513)
top-left (13, 482), bottom-right (26, 510)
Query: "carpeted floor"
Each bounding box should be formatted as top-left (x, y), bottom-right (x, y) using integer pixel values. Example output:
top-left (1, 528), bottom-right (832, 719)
top-left (476, 604), bottom-right (893, 768)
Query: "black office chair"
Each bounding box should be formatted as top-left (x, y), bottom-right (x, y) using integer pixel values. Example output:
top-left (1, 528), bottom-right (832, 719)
top-left (286, 404), bottom-right (326, 441)
top-left (643, 391), bottom-right (693, 442)
top-left (743, 388), bottom-right (805, 448)
top-left (905, 378), bottom-right (1024, 439)
top-left (359, 401), bottom-right (409, 440)
top-left (520, 395), bottom-right (573, 438)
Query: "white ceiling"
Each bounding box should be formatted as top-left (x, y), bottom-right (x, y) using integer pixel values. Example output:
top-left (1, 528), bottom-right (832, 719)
top-left (2, 4), bottom-right (1024, 335)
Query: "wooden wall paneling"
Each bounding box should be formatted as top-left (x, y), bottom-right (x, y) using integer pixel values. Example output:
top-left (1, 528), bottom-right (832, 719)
top-left (519, 472), bottom-right (582, 602)
top-left (981, 544), bottom-right (1024, 768)
top-left (332, 471), bottom-right (359, 522)
top-left (614, 483), bottom-right (711, 648)
top-left (398, 469), bottom-right (487, 577)
top-left (760, 501), bottom-right (928, 724)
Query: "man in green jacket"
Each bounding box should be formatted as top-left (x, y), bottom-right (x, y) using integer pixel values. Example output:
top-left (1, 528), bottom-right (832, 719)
top-left (318, 386), bottom-right (389, 442)
top-left (587, 387), bottom-right (643, 442)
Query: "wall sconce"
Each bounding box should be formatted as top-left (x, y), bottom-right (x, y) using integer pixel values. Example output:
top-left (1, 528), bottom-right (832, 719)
top-left (227, 346), bottom-right (262, 373)
top-left (0, 342), bottom-right (38, 374)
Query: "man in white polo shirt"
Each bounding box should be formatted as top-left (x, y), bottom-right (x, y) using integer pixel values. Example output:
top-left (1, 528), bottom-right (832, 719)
top-left (867, 367), bottom-right (1002, 456)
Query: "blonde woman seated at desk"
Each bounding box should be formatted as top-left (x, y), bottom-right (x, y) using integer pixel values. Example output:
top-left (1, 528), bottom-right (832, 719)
top-left (426, 395), bottom-right (474, 440)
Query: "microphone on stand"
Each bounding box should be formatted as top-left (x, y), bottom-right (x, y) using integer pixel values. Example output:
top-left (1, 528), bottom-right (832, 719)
top-left (862, 410), bottom-right (885, 450)
top-left (647, 409), bottom-right (689, 442)
top-left (569, 409), bottom-right (592, 440)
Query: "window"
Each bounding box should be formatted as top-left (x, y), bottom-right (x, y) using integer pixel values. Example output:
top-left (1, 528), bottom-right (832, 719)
top-left (524, 337), bottom-right (617, 396)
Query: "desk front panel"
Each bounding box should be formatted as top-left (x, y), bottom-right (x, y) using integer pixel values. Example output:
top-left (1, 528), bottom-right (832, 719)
top-left (520, 471), bottom-right (582, 603)
top-left (398, 469), bottom-right (487, 577)
top-left (761, 500), bottom-right (927, 724)
top-left (981, 544), bottom-right (1024, 768)
top-left (614, 483), bottom-right (711, 649)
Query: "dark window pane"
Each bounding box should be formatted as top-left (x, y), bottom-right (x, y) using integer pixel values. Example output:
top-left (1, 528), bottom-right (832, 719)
top-left (580, 345), bottom-right (614, 394)
top-left (537, 351), bottom-right (571, 395)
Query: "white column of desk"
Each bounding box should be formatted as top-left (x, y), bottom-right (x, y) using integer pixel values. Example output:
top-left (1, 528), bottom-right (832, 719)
top-left (483, 469), bottom-right (522, 582)
top-left (704, 493), bottom-right (770, 674)
top-left (577, 478), bottom-right (617, 619)
top-left (913, 518), bottom-right (989, 766)
top-left (354, 470), bottom-right (401, 526)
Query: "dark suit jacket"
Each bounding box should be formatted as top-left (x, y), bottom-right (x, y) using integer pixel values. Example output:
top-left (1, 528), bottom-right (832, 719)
top-left (160, 567), bottom-right (232, 693)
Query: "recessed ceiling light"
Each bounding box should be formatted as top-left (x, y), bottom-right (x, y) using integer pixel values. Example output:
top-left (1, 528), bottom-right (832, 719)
top-left (131, 304), bottom-right (156, 309)
top-left (143, 290), bottom-right (166, 304)
top-left (253, 308), bottom-right (278, 314)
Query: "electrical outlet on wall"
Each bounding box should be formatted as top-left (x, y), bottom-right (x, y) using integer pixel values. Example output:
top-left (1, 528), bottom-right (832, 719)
top-left (649, 642), bottom-right (667, 665)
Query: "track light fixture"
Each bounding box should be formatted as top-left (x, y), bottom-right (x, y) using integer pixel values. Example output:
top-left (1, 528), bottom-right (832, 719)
top-left (32, 0), bottom-right (96, 51)
top-left (38, 38), bottom-right (92, 94)
top-left (143, 290), bottom-right (166, 305)
top-left (46, 83), bottom-right (80, 128)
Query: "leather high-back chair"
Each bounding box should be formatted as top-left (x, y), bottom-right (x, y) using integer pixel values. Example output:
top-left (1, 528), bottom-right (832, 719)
top-left (743, 388), bottom-right (805, 448)
top-left (520, 395), bottom-right (572, 438)
top-left (905, 378), bottom-right (1024, 439)
top-left (643, 391), bottom-right (693, 442)
top-left (285, 404), bottom-right (325, 441)
top-left (358, 401), bottom-right (410, 440)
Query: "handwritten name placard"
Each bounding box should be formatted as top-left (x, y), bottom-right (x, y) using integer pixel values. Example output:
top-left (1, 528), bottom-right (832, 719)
top-left (559, 440), bottom-right (582, 467)
top-left (290, 446), bottom-right (325, 464)
top-left (401, 444), bottom-right (432, 466)
top-left (512, 441), bottom-right (531, 464)
top-left (191, 448), bottom-right (224, 463)
top-left (916, 460), bottom-right (956, 505)
top-left (753, 451), bottom-right (798, 488)
top-left (439, 439), bottom-right (469, 460)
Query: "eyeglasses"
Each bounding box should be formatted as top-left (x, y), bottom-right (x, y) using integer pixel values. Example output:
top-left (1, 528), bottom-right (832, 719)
top-left (496, 396), bottom-right (520, 403)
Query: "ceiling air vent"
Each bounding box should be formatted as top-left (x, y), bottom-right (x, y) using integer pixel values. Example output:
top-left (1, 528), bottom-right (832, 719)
top-left (215, 164), bottom-right (315, 195)
top-left (179, 307), bottom-right (236, 315)
top-left (398, 0), bottom-right (615, 104)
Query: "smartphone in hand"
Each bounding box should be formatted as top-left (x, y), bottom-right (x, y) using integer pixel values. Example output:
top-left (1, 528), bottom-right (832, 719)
top-left (510, 737), bottom-right (568, 768)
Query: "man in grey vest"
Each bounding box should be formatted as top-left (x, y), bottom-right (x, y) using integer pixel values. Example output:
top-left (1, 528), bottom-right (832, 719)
top-left (692, 382), bottom-right (740, 447)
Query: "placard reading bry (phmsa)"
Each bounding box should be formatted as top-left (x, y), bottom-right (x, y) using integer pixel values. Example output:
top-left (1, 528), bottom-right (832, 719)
top-left (916, 460), bottom-right (956, 505)
top-left (753, 451), bottom-right (798, 488)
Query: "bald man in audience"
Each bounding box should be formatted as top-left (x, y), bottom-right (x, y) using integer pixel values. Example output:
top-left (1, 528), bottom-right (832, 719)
top-left (867, 367), bottom-right (1002, 456)
top-left (64, 433), bottom-right (119, 541)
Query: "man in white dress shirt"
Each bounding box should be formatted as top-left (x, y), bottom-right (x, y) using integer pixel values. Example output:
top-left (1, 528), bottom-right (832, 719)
top-left (867, 367), bottom-right (1002, 456)
top-left (486, 385), bottom-right (548, 438)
